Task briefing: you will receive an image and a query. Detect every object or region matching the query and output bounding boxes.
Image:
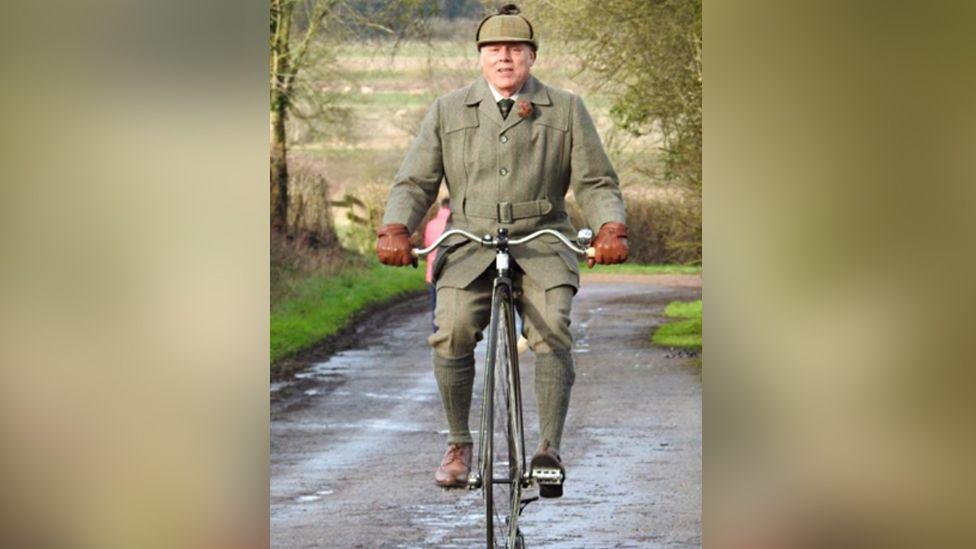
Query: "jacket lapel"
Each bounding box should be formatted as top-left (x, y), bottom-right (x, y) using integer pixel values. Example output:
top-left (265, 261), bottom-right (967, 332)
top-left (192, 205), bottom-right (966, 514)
top-left (465, 78), bottom-right (503, 128)
top-left (500, 75), bottom-right (552, 134)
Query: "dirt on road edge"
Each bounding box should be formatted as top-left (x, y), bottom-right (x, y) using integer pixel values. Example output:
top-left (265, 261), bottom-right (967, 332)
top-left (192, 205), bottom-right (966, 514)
top-left (271, 290), bottom-right (428, 383)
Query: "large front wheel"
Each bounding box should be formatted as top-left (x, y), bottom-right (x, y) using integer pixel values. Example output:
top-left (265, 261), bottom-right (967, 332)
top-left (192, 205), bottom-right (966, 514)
top-left (479, 284), bottom-right (525, 549)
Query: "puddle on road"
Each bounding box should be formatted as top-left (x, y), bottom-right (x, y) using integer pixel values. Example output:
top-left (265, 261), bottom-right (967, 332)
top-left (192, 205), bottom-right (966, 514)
top-left (400, 501), bottom-right (483, 548)
top-left (293, 489), bottom-right (335, 503)
top-left (281, 420), bottom-right (429, 434)
top-left (361, 418), bottom-right (425, 432)
top-left (572, 338), bottom-right (591, 354)
top-left (273, 352), bottom-right (441, 409)
top-left (308, 359), bottom-right (350, 378)
top-left (271, 353), bottom-right (355, 407)
top-left (362, 391), bottom-right (435, 402)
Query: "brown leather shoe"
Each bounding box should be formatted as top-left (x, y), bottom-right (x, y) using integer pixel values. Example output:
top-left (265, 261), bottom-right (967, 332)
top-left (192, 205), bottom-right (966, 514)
top-left (434, 443), bottom-right (473, 488)
top-left (530, 440), bottom-right (565, 498)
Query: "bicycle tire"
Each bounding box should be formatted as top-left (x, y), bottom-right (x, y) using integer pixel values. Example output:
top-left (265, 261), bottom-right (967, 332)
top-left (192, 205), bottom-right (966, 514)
top-left (479, 282), bottom-right (525, 549)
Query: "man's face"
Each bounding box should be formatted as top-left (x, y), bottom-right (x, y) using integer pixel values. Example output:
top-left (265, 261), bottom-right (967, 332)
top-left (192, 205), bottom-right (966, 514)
top-left (479, 42), bottom-right (535, 95)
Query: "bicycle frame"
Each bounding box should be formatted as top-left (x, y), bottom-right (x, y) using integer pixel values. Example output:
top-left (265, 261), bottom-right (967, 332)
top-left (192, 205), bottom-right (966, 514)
top-left (413, 226), bottom-right (593, 549)
top-left (480, 238), bottom-right (527, 548)
top-left (484, 229), bottom-right (528, 485)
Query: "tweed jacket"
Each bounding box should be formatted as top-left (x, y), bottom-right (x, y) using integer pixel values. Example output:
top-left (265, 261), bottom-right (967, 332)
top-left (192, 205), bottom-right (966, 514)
top-left (381, 75), bottom-right (625, 290)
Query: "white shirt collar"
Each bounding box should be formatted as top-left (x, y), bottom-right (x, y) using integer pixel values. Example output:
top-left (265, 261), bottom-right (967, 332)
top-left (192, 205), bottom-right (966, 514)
top-left (487, 80), bottom-right (523, 103)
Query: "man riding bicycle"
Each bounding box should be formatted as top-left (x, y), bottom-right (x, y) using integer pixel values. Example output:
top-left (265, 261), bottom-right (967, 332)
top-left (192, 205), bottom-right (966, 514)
top-left (376, 4), bottom-right (628, 497)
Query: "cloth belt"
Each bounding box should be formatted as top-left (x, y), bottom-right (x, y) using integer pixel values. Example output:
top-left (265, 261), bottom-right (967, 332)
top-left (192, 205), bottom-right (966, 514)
top-left (465, 199), bottom-right (553, 224)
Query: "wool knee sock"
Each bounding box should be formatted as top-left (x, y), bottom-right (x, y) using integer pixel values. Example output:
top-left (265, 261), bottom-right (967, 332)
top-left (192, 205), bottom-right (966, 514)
top-left (534, 350), bottom-right (575, 452)
top-left (433, 353), bottom-right (476, 444)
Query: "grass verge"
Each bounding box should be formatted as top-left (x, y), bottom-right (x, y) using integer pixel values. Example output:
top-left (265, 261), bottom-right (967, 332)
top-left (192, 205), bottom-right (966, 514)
top-left (652, 299), bottom-right (702, 349)
top-left (271, 261), bottom-right (426, 364)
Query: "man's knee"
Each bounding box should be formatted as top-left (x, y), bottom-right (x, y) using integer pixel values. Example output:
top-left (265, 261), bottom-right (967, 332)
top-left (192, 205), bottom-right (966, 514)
top-left (524, 285), bottom-right (574, 354)
top-left (428, 289), bottom-right (485, 358)
top-left (526, 320), bottom-right (573, 354)
top-left (429, 321), bottom-right (484, 358)
top-left (527, 329), bottom-right (571, 355)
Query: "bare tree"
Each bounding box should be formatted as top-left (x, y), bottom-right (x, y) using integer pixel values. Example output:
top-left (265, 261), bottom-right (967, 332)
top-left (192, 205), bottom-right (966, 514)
top-left (269, 0), bottom-right (434, 232)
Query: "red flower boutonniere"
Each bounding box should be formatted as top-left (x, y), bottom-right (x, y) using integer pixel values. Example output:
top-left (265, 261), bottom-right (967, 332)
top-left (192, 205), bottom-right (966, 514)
top-left (517, 100), bottom-right (533, 119)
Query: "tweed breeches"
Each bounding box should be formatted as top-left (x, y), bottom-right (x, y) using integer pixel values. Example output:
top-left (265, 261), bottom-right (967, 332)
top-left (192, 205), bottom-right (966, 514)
top-left (427, 265), bottom-right (574, 359)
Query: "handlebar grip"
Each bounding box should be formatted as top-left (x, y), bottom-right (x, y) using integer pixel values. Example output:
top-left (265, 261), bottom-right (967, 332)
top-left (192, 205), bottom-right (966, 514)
top-left (411, 248), bottom-right (420, 258)
top-left (586, 247), bottom-right (595, 258)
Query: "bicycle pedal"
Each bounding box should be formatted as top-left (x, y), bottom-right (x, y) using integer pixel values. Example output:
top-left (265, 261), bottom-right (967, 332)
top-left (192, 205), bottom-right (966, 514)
top-left (539, 481), bottom-right (563, 499)
top-left (530, 467), bottom-right (564, 485)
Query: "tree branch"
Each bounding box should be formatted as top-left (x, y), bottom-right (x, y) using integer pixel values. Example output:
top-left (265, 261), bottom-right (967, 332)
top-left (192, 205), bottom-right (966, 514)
top-left (285, 0), bottom-right (341, 89)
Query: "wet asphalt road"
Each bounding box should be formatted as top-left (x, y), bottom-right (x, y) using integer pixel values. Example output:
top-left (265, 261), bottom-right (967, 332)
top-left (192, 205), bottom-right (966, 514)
top-left (271, 275), bottom-right (702, 548)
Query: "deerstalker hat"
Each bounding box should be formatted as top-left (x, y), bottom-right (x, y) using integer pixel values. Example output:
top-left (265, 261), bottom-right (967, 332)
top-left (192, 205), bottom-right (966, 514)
top-left (476, 4), bottom-right (537, 50)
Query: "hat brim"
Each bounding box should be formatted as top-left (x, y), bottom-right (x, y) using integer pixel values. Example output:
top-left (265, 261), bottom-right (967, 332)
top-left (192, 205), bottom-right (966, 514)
top-left (477, 37), bottom-right (537, 49)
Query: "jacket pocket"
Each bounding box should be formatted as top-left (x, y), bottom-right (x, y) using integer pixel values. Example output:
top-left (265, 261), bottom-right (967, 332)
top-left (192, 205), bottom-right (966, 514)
top-left (443, 110), bottom-right (479, 134)
top-left (533, 106), bottom-right (569, 133)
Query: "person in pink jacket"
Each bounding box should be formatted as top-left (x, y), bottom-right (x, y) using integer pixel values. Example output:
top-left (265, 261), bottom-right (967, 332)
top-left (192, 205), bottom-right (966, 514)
top-left (423, 198), bottom-right (452, 332)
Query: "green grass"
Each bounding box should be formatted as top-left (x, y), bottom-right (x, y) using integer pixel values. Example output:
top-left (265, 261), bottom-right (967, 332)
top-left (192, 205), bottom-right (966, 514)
top-left (271, 261), bottom-right (426, 364)
top-left (663, 299), bottom-right (702, 318)
top-left (582, 263), bottom-right (701, 275)
top-left (652, 299), bottom-right (702, 349)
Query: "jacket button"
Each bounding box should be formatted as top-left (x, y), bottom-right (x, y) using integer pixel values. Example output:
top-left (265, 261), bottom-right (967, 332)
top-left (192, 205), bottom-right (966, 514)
top-left (500, 135), bottom-right (509, 143)
top-left (499, 168), bottom-right (509, 176)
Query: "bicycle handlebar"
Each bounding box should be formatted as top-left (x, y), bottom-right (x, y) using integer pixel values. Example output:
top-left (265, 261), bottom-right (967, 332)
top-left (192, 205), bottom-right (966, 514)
top-left (412, 228), bottom-right (596, 259)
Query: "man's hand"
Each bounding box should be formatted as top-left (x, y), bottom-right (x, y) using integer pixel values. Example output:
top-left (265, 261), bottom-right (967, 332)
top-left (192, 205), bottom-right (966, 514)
top-left (376, 223), bottom-right (418, 268)
top-left (587, 221), bottom-right (629, 268)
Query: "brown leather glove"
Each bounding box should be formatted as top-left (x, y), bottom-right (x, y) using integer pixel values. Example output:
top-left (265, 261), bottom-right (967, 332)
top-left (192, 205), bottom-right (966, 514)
top-left (587, 221), bottom-right (629, 268)
top-left (376, 223), bottom-right (417, 268)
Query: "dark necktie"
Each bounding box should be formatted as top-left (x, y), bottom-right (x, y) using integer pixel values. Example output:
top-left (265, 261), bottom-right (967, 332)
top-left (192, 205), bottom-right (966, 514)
top-left (498, 98), bottom-right (515, 120)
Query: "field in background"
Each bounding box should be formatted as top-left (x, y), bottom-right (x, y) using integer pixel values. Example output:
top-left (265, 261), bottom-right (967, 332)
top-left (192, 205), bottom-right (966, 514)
top-left (287, 38), bottom-right (692, 259)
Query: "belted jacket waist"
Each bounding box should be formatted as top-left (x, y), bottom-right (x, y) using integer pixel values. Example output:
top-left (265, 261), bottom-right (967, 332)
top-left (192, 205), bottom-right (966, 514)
top-left (463, 198), bottom-right (554, 224)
